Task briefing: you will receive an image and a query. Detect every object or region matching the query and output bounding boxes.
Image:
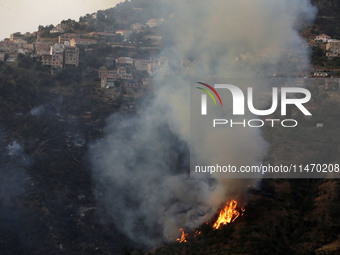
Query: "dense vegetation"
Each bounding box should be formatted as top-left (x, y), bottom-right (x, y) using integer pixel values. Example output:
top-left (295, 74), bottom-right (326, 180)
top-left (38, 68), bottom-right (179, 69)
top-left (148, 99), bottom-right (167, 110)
top-left (311, 0), bottom-right (340, 39)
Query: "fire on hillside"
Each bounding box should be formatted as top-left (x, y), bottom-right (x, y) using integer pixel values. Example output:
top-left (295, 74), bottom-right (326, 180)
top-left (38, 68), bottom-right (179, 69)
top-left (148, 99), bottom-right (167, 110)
top-left (177, 200), bottom-right (245, 243)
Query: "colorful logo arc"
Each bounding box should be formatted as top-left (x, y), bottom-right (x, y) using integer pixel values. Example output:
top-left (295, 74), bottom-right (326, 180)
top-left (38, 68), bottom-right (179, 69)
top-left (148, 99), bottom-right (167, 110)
top-left (196, 82), bottom-right (223, 106)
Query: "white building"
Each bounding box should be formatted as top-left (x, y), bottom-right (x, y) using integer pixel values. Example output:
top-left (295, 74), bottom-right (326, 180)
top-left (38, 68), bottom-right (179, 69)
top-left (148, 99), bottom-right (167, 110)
top-left (116, 57), bottom-right (134, 67)
top-left (314, 34), bottom-right (331, 43)
top-left (146, 19), bottom-right (165, 28)
top-left (50, 27), bottom-right (65, 34)
top-left (50, 43), bottom-right (64, 55)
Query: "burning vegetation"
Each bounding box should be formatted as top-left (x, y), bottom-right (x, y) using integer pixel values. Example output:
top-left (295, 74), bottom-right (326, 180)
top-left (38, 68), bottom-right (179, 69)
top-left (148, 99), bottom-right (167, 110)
top-left (213, 200), bottom-right (245, 230)
top-left (176, 229), bottom-right (188, 243)
top-left (177, 200), bottom-right (245, 243)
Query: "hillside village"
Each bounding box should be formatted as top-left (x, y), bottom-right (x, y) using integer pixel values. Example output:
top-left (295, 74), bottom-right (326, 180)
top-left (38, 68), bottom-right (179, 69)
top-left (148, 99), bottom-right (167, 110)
top-left (0, 19), bottom-right (167, 72)
top-left (0, 16), bottom-right (166, 69)
top-left (0, 0), bottom-right (340, 112)
top-left (0, 0), bottom-right (173, 96)
top-left (0, 0), bottom-right (340, 96)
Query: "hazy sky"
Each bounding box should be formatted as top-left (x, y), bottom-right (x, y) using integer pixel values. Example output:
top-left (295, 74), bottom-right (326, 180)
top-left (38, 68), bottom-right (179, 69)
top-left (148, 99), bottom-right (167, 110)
top-left (0, 0), bottom-right (124, 40)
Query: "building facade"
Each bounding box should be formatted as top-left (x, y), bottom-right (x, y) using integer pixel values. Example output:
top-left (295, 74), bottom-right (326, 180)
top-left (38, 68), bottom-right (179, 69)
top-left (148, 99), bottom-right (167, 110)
top-left (116, 57), bottom-right (133, 67)
top-left (314, 34), bottom-right (331, 43)
top-left (64, 46), bottom-right (79, 67)
top-left (10, 32), bottom-right (24, 42)
top-left (41, 43), bottom-right (79, 70)
top-left (326, 39), bottom-right (340, 58)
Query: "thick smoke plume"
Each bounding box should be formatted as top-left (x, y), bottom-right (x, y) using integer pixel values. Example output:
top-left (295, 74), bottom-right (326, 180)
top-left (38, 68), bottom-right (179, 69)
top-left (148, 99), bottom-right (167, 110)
top-left (90, 0), bottom-right (316, 246)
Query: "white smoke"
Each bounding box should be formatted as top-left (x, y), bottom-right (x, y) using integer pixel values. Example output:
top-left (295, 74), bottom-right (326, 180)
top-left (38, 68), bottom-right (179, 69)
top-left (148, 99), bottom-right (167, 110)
top-left (0, 134), bottom-right (32, 200)
top-left (90, 0), bottom-right (316, 246)
top-left (30, 105), bottom-right (45, 117)
top-left (7, 140), bottom-right (23, 156)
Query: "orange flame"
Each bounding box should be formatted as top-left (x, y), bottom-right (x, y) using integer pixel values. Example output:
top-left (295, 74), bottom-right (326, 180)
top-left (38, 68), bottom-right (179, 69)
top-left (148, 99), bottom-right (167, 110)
top-left (194, 230), bottom-right (202, 237)
top-left (175, 200), bottom-right (244, 243)
top-left (176, 228), bottom-right (188, 243)
top-left (213, 200), bottom-right (244, 230)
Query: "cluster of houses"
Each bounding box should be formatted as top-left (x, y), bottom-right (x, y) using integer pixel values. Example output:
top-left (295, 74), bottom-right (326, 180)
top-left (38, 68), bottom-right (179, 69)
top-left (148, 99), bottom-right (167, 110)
top-left (314, 34), bottom-right (340, 58)
top-left (46, 18), bottom-right (165, 42)
top-left (41, 43), bottom-right (79, 71)
top-left (37, 33), bottom-right (86, 71)
top-left (111, 18), bottom-right (165, 41)
top-left (98, 56), bottom-right (169, 89)
top-left (39, 33), bottom-right (101, 71)
top-left (0, 31), bottom-right (99, 72)
top-left (0, 15), bottom-right (166, 64)
top-left (126, 18), bottom-right (165, 41)
top-left (0, 32), bottom-right (35, 62)
top-left (89, 18), bottom-right (165, 41)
